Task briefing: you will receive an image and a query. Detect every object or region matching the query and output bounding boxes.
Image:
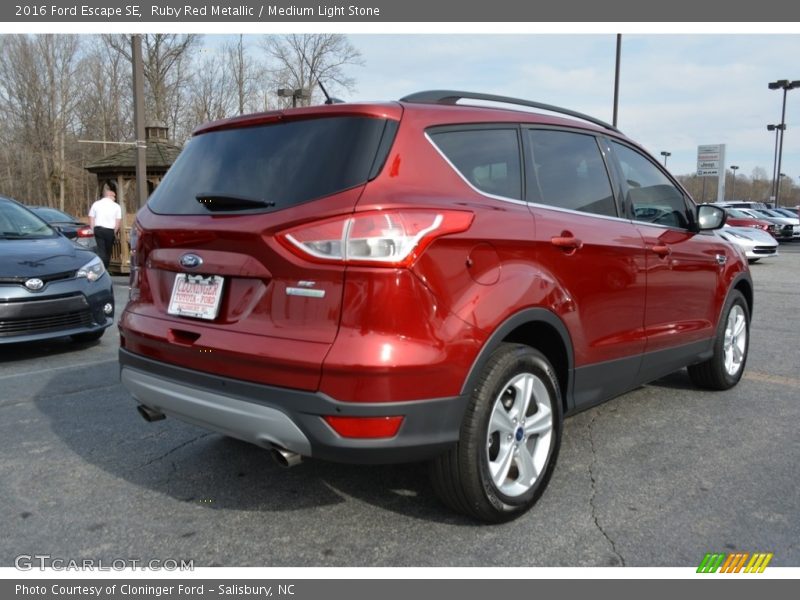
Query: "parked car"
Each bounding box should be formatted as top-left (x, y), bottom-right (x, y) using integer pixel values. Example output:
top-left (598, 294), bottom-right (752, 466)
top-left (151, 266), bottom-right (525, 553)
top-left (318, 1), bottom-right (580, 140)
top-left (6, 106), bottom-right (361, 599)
top-left (26, 205), bottom-right (98, 251)
top-left (765, 208), bottom-right (800, 238)
top-left (717, 225), bottom-right (779, 263)
top-left (719, 207), bottom-right (778, 236)
top-left (118, 91), bottom-right (752, 522)
top-left (772, 207), bottom-right (799, 220)
top-left (739, 208), bottom-right (797, 240)
top-left (0, 196), bottom-right (114, 344)
top-left (725, 201), bottom-right (769, 210)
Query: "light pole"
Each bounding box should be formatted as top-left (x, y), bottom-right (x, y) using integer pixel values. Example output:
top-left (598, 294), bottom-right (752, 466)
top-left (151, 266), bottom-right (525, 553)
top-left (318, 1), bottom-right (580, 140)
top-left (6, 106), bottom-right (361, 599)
top-left (768, 79), bottom-right (800, 203)
top-left (613, 34), bottom-right (621, 128)
top-left (660, 151), bottom-right (671, 167)
top-left (767, 124), bottom-right (785, 200)
top-left (778, 173), bottom-right (788, 206)
top-left (730, 165), bottom-right (739, 201)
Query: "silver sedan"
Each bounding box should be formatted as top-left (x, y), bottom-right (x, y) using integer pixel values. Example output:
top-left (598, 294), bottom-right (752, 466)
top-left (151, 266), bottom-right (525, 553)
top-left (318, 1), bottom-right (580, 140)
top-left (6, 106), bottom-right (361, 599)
top-left (716, 225), bottom-right (779, 263)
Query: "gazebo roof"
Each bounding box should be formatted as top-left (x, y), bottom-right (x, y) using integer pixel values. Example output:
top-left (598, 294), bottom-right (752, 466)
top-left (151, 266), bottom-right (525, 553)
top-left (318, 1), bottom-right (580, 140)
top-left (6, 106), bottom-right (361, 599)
top-left (86, 141), bottom-right (182, 174)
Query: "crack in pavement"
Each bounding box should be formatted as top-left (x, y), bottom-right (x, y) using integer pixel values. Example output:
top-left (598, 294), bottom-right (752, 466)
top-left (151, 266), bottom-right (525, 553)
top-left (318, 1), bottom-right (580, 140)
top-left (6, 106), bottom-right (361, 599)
top-left (134, 433), bottom-right (212, 470)
top-left (587, 409), bottom-right (626, 567)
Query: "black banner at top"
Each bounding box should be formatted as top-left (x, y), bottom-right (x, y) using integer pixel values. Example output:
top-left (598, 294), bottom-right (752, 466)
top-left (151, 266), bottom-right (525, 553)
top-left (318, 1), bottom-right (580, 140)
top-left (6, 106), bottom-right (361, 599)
top-left (4, 0), bottom-right (800, 22)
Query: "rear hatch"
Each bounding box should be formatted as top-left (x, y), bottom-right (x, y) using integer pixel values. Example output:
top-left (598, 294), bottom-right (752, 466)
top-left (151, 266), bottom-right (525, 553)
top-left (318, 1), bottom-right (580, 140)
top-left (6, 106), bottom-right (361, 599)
top-left (122, 105), bottom-right (401, 391)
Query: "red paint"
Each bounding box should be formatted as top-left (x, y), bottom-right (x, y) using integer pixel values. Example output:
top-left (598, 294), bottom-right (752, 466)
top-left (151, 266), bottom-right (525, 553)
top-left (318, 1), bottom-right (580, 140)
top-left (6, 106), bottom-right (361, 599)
top-left (120, 99), bottom-right (748, 431)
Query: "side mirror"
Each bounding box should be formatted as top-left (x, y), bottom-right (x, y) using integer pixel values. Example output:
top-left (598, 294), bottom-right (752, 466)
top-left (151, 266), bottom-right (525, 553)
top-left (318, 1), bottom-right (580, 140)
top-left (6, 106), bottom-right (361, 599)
top-left (697, 204), bottom-right (726, 231)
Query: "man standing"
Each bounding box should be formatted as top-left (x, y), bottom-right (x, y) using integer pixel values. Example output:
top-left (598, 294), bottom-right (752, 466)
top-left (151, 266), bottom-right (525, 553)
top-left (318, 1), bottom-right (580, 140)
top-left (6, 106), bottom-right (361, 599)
top-left (89, 182), bottom-right (122, 270)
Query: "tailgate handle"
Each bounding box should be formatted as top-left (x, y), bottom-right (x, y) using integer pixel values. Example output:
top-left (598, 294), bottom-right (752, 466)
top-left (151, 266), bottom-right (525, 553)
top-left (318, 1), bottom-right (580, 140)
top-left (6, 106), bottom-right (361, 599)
top-left (168, 329), bottom-right (201, 346)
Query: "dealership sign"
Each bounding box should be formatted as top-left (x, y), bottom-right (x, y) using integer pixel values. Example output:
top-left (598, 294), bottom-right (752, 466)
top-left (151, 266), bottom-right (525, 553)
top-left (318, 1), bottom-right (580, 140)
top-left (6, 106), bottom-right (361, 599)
top-left (697, 144), bottom-right (726, 203)
top-left (697, 144), bottom-right (725, 176)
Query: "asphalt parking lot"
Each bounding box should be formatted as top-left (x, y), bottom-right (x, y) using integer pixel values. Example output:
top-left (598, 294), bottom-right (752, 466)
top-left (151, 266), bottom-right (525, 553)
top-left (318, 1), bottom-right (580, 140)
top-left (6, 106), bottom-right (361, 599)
top-left (1, 245), bottom-right (799, 568)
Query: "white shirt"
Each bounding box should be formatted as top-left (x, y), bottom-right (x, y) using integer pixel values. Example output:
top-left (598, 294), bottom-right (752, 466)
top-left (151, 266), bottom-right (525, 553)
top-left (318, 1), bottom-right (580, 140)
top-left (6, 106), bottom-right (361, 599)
top-left (89, 197), bottom-right (122, 229)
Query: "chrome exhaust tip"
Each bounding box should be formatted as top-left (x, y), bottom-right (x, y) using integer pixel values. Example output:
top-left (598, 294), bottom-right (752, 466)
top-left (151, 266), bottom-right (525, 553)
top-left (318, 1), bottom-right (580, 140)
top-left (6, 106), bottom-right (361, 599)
top-left (270, 446), bottom-right (303, 468)
top-left (137, 404), bottom-right (166, 422)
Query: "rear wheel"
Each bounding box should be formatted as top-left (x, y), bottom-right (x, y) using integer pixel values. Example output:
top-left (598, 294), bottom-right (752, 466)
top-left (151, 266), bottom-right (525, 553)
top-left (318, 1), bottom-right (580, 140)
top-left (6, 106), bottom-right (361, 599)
top-left (688, 290), bottom-right (749, 390)
top-left (431, 343), bottom-right (562, 522)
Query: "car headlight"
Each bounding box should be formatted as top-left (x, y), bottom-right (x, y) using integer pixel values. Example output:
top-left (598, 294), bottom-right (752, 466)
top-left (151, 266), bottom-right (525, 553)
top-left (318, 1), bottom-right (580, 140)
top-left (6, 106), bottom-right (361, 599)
top-left (725, 230), bottom-right (750, 240)
top-left (76, 256), bottom-right (106, 282)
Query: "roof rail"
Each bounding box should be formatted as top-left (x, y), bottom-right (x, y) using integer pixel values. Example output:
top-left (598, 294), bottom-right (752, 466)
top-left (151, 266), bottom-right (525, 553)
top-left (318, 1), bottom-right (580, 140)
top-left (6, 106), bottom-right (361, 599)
top-left (400, 90), bottom-right (620, 134)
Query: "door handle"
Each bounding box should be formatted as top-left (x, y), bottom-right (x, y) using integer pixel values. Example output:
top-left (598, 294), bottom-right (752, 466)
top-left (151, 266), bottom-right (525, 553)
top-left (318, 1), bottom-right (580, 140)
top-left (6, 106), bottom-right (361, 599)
top-left (651, 244), bottom-right (671, 258)
top-left (551, 236), bottom-right (583, 251)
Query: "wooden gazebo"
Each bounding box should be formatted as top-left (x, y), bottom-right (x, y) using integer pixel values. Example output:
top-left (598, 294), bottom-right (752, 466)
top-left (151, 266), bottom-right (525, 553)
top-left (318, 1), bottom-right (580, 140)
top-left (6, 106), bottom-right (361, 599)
top-left (85, 124), bottom-right (181, 273)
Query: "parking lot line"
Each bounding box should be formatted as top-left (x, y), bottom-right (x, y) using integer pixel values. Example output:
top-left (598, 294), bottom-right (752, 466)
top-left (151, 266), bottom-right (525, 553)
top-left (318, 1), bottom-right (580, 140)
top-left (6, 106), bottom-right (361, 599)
top-left (744, 370), bottom-right (800, 389)
top-left (0, 358), bottom-right (117, 381)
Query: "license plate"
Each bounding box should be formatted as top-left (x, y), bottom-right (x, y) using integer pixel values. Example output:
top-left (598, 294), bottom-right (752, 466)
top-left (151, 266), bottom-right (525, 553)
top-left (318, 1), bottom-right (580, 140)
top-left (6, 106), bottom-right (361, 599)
top-left (167, 273), bottom-right (224, 320)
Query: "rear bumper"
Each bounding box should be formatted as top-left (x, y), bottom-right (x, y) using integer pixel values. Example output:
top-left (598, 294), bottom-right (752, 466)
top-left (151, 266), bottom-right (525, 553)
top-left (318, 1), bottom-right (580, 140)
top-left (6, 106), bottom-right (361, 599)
top-left (119, 349), bottom-right (469, 464)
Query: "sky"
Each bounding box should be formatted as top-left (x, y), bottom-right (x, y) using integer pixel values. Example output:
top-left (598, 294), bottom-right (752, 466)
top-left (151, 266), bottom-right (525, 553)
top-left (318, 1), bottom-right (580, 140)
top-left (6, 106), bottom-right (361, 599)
top-left (225, 34), bottom-right (800, 185)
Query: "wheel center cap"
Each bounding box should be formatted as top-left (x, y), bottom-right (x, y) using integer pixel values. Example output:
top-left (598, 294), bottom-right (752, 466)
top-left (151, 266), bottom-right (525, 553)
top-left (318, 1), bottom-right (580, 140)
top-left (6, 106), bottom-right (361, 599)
top-left (515, 427), bottom-right (524, 442)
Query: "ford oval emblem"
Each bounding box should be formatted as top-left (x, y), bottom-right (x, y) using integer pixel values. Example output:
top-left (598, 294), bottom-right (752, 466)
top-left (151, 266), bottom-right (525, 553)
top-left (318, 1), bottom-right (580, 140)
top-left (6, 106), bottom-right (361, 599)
top-left (179, 254), bottom-right (203, 269)
top-left (25, 278), bottom-right (44, 291)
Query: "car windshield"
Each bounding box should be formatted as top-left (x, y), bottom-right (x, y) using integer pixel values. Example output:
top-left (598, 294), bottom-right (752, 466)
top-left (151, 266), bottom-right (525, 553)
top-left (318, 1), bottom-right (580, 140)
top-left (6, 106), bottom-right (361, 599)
top-left (727, 209), bottom-right (754, 219)
top-left (0, 200), bottom-right (55, 239)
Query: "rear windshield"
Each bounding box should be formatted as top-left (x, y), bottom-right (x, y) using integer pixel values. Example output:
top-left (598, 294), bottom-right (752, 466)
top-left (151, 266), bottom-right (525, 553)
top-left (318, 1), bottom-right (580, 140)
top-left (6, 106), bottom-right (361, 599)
top-left (148, 116), bottom-right (390, 215)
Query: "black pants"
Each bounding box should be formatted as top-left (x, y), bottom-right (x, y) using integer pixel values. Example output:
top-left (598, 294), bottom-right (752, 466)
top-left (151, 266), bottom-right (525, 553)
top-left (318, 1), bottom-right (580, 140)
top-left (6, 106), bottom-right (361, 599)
top-left (94, 226), bottom-right (116, 269)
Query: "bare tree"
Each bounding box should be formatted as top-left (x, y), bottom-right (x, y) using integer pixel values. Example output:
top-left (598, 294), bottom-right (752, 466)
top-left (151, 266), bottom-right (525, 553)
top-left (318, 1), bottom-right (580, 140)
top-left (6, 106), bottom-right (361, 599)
top-left (225, 35), bottom-right (266, 115)
top-left (187, 52), bottom-right (236, 125)
top-left (104, 34), bottom-right (200, 132)
top-left (79, 38), bottom-right (133, 154)
top-left (0, 34), bottom-right (83, 210)
top-left (260, 34), bottom-right (363, 107)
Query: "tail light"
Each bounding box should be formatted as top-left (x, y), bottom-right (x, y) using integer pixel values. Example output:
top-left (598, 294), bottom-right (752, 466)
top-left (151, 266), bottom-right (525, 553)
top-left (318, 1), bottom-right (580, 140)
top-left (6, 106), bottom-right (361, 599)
top-left (277, 209), bottom-right (473, 267)
top-left (77, 226), bottom-right (94, 238)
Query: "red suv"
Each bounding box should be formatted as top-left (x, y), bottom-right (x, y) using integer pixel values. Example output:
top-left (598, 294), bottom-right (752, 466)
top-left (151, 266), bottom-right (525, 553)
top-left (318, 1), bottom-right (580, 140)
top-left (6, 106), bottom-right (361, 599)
top-left (119, 91), bottom-right (752, 522)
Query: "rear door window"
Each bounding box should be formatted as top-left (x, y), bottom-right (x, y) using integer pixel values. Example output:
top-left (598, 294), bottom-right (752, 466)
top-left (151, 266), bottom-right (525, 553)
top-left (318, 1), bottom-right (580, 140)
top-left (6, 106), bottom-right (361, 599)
top-left (147, 116), bottom-right (391, 215)
top-left (428, 127), bottom-right (522, 200)
top-left (524, 129), bottom-right (617, 217)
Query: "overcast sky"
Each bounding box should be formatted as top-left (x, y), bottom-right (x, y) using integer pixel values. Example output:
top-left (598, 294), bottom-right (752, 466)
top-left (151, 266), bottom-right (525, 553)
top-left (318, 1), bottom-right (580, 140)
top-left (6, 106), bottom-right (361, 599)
top-left (292, 34), bottom-right (800, 184)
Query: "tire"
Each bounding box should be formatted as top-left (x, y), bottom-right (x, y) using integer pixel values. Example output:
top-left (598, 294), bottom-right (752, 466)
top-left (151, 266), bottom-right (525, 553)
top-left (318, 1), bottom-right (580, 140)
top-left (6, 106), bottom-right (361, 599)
top-left (747, 258), bottom-right (759, 264)
top-left (71, 329), bottom-right (105, 343)
top-left (430, 343), bottom-right (563, 523)
top-left (687, 289), bottom-right (749, 390)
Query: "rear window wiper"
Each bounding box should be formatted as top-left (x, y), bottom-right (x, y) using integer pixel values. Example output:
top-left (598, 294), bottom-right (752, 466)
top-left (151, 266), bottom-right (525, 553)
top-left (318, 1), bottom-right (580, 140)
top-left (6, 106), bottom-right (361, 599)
top-left (195, 193), bottom-right (276, 212)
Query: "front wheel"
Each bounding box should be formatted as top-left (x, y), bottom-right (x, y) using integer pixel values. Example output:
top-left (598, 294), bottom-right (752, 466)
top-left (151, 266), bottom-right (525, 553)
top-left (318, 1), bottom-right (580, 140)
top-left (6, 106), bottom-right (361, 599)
top-left (430, 343), bottom-right (562, 523)
top-left (688, 289), bottom-right (749, 390)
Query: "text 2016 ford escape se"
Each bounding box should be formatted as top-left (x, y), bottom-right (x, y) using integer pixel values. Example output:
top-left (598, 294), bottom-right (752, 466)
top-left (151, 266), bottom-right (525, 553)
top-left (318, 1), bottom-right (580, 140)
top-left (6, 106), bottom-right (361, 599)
top-left (119, 91), bottom-right (752, 522)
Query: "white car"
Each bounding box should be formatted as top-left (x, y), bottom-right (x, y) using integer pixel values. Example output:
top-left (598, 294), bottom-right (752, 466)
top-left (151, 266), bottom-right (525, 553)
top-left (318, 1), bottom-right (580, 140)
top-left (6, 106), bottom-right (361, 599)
top-left (717, 225), bottom-right (779, 263)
